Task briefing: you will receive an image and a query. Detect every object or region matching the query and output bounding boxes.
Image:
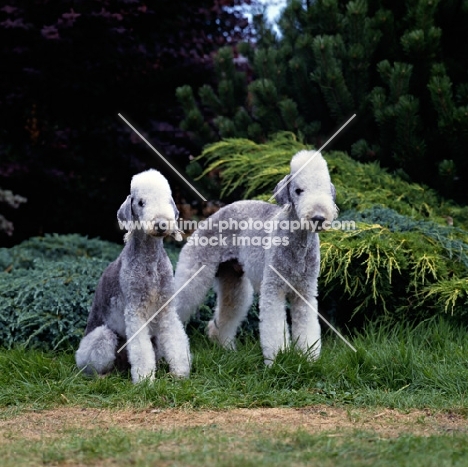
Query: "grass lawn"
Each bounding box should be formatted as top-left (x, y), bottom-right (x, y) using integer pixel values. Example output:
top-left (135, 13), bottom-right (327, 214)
top-left (0, 319), bottom-right (467, 465)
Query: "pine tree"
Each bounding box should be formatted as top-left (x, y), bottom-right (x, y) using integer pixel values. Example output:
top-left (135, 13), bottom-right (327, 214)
top-left (177, 0), bottom-right (468, 201)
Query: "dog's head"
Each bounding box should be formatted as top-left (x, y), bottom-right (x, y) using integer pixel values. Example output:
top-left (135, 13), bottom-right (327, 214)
top-left (273, 151), bottom-right (337, 230)
top-left (117, 169), bottom-right (182, 241)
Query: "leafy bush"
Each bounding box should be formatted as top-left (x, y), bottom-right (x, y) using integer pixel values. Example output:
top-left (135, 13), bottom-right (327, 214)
top-left (0, 234), bottom-right (122, 272)
top-left (0, 235), bottom-right (122, 350)
top-left (0, 234), bottom-right (194, 350)
top-left (199, 133), bottom-right (468, 227)
top-left (195, 133), bottom-right (468, 325)
top-left (0, 257), bottom-right (111, 350)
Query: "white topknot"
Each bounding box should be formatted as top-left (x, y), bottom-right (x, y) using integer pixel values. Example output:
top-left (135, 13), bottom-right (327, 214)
top-left (290, 150), bottom-right (328, 174)
top-left (130, 169), bottom-right (171, 195)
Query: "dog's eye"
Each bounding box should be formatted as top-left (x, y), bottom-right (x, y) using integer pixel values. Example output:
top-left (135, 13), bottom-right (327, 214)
top-left (138, 199), bottom-right (145, 207)
top-left (295, 188), bottom-right (304, 195)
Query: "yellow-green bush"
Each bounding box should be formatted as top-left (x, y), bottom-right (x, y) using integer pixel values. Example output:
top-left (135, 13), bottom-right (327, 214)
top-left (197, 133), bottom-right (468, 324)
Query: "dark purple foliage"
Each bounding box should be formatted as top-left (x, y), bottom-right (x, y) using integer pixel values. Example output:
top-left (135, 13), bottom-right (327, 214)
top-left (0, 0), bottom-right (254, 245)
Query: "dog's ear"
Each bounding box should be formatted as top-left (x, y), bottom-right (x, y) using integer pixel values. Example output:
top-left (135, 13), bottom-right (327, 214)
top-left (170, 197), bottom-right (180, 220)
top-left (117, 195), bottom-right (133, 223)
top-left (330, 183), bottom-right (336, 202)
top-left (169, 197), bottom-right (183, 241)
top-left (273, 175), bottom-right (292, 205)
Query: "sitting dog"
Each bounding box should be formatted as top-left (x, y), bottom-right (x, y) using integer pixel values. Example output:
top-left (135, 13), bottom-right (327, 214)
top-left (76, 169), bottom-right (191, 383)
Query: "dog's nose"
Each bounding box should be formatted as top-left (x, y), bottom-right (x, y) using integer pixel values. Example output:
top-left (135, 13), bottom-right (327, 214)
top-left (311, 215), bottom-right (325, 224)
top-left (155, 224), bottom-right (166, 234)
top-left (153, 220), bottom-right (169, 234)
top-left (310, 216), bottom-right (325, 230)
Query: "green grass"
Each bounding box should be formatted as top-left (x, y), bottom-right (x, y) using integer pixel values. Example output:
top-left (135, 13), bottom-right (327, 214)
top-left (1, 318), bottom-right (468, 466)
top-left (2, 425), bottom-right (468, 466)
top-left (0, 318), bottom-right (467, 413)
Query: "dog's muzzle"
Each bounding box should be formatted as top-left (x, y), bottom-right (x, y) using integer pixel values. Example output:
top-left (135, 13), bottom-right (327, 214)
top-left (154, 221), bottom-right (169, 235)
top-left (150, 219), bottom-right (183, 241)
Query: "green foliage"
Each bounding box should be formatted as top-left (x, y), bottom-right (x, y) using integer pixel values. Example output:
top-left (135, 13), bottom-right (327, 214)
top-left (0, 257), bottom-right (111, 351)
top-left (177, 0), bottom-right (468, 200)
top-left (0, 235), bottom-right (122, 350)
top-left (0, 234), bottom-right (188, 350)
top-left (196, 133), bottom-right (468, 324)
top-left (197, 133), bottom-right (305, 198)
top-left (320, 215), bottom-right (468, 321)
top-left (0, 233), bottom-right (122, 271)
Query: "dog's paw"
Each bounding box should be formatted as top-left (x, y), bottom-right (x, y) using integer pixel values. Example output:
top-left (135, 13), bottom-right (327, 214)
top-left (169, 370), bottom-right (190, 379)
top-left (168, 355), bottom-right (191, 379)
top-left (131, 369), bottom-right (155, 384)
top-left (207, 320), bottom-right (236, 350)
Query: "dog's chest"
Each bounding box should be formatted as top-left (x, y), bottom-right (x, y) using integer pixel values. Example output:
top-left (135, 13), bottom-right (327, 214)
top-left (121, 258), bottom-right (173, 312)
top-left (269, 236), bottom-right (319, 280)
top-left (136, 262), bottom-right (168, 304)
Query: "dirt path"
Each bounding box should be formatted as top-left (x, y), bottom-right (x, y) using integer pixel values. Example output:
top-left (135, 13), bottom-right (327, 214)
top-left (1, 406), bottom-right (466, 441)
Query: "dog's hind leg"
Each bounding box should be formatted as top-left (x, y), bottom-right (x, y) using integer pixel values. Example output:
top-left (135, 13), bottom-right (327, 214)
top-left (207, 260), bottom-right (254, 350)
top-left (75, 325), bottom-right (118, 375)
top-left (174, 253), bottom-right (220, 323)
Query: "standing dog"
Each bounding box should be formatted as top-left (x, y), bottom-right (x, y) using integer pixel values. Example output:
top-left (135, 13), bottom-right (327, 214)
top-left (174, 151), bottom-right (337, 364)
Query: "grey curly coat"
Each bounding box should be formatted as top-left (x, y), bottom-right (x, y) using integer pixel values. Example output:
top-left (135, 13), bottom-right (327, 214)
top-left (75, 169), bottom-right (191, 383)
top-left (174, 151), bottom-right (337, 364)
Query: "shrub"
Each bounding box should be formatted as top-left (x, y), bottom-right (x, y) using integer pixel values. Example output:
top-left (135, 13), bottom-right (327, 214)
top-left (0, 234), bottom-right (193, 350)
top-left (0, 234), bottom-right (122, 350)
top-left (0, 257), bottom-right (111, 350)
top-left (0, 233), bottom-right (122, 272)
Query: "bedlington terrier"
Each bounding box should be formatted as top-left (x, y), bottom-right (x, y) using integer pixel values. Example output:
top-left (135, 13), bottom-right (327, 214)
top-left (174, 150), bottom-right (337, 364)
top-left (75, 169), bottom-right (191, 383)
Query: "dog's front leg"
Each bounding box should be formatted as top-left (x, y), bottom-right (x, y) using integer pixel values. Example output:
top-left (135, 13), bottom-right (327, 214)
top-left (258, 278), bottom-right (289, 365)
top-left (154, 307), bottom-right (191, 378)
top-left (124, 306), bottom-right (156, 383)
top-left (289, 292), bottom-right (321, 361)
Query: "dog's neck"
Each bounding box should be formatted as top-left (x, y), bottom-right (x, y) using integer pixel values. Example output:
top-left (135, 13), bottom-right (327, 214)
top-left (290, 221), bottom-right (318, 248)
top-left (124, 230), bottom-right (165, 256)
top-left (277, 206), bottom-right (318, 249)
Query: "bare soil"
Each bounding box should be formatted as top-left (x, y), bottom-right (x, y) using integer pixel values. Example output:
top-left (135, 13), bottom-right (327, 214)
top-left (0, 406), bottom-right (466, 442)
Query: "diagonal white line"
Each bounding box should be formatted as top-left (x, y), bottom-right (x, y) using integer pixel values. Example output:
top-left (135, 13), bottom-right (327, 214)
top-left (268, 265), bottom-right (357, 352)
top-left (118, 113), bottom-right (207, 201)
top-left (117, 265), bottom-right (206, 353)
top-left (269, 113), bottom-right (356, 203)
